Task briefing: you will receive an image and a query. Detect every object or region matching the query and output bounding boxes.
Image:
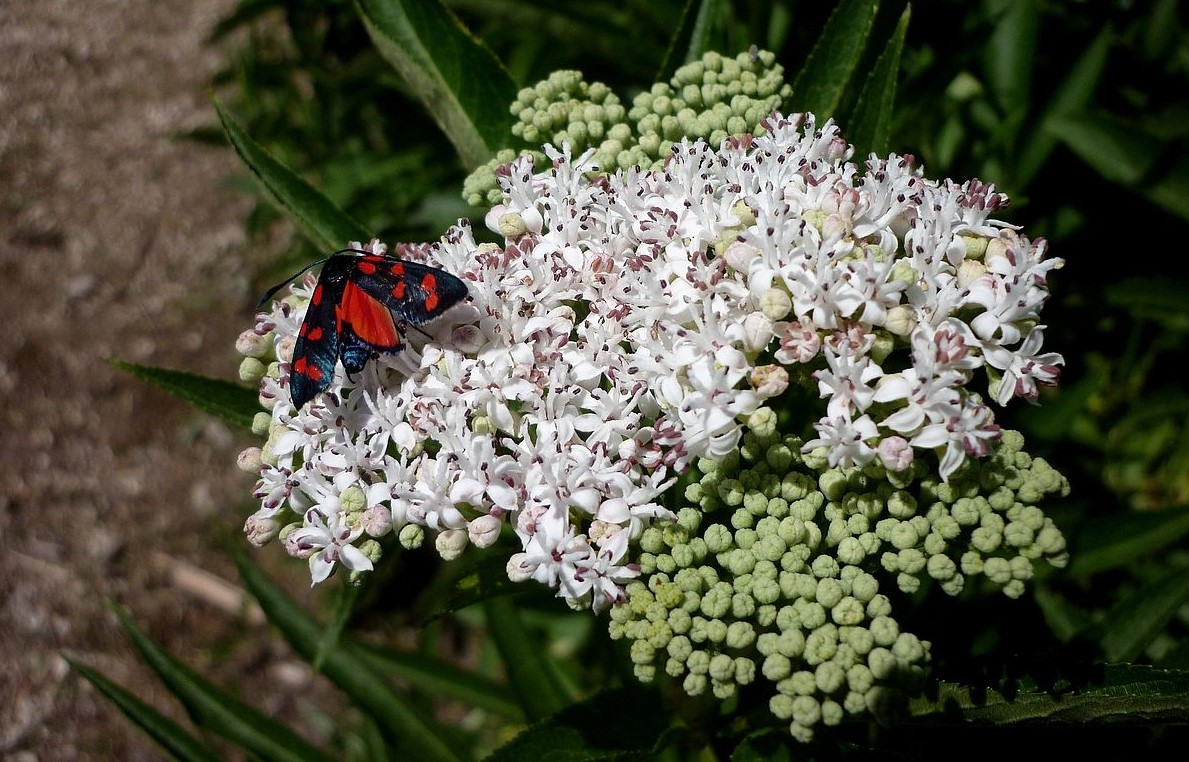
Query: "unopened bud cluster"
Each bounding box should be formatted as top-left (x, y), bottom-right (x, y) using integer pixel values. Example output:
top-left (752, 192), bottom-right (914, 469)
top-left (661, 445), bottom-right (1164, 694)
top-left (609, 422), bottom-right (1067, 741)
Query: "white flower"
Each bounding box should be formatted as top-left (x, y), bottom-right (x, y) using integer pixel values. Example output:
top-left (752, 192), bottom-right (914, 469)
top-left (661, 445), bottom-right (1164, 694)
top-left (285, 509), bottom-right (374, 584)
top-left (243, 111), bottom-right (1063, 604)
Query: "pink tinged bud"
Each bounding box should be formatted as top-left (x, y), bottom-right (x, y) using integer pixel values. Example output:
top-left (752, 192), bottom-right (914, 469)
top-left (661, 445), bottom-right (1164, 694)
top-left (484, 204), bottom-right (508, 234)
top-left (236, 447), bottom-right (263, 473)
top-left (435, 528), bottom-right (469, 560)
top-left (506, 552), bottom-right (536, 583)
top-left (244, 513), bottom-right (280, 546)
top-left (877, 436), bottom-right (914, 472)
top-left (750, 364), bottom-right (789, 398)
top-left (775, 320), bottom-right (821, 364)
top-left (452, 324), bottom-right (486, 353)
top-left (236, 329), bottom-right (270, 358)
top-left (361, 505), bottom-right (392, 537)
top-left (468, 515), bottom-right (502, 548)
top-left (723, 241), bottom-right (760, 272)
top-left (276, 335), bottom-right (296, 364)
top-left (284, 531), bottom-right (316, 559)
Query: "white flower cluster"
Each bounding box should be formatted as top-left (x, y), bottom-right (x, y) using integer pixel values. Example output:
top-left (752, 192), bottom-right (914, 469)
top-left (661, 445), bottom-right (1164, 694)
top-left (240, 112), bottom-right (1062, 608)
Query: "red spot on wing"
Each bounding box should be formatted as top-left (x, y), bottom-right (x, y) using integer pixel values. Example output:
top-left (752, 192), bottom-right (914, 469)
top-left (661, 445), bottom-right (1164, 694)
top-left (311, 283), bottom-right (324, 306)
top-left (391, 281), bottom-right (406, 300)
top-left (337, 280), bottom-right (399, 348)
top-left (293, 356), bottom-right (322, 381)
top-left (357, 259), bottom-right (378, 275)
top-left (421, 273), bottom-right (440, 311)
top-left (389, 262), bottom-right (406, 276)
top-left (307, 326), bottom-right (324, 341)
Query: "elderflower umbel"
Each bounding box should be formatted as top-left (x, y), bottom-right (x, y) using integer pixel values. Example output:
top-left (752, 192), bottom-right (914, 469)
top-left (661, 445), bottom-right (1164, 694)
top-left (240, 111), bottom-right (1064, 614)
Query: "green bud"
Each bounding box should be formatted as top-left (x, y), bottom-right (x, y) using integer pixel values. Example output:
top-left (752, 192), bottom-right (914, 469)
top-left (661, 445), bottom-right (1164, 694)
top-left (704, 523), bottom-right (733, 553)
top-left (398, 524), bottom-right (424, 549)
top-left (818, 470), bottom-right (848, 501)
top-left (251, 411), bottom-right (271, 437)
top-left (831, 596), bottom-right (866, 626)
top-left (926, 553), bottom-right (957, 581)
top-left (845, 626), bottom-right (875, 655)
top-left (836, 536), bottom-right (866, 565)
top-left (764, 653), bottom-right (792, 681)
top-left (815, 661), bottom-right (846, 693)
top-left (810, 555), bottom-right (839, 580)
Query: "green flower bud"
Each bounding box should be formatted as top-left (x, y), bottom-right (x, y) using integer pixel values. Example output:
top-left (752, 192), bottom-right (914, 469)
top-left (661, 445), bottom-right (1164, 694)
top-left (815, 661), bottom-right (846, 693)
top-left (398, 524), bottom-right (424, 549)
top-left (770, 693), bottom-right (795, 719)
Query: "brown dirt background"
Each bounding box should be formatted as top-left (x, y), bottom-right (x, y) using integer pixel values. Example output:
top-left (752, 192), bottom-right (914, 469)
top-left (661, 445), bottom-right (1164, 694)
top-left (1, 1), bottom-right (327, 758)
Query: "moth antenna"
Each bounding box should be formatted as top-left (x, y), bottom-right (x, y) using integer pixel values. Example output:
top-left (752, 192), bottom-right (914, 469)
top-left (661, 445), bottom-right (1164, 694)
top-left (255, 247), bottom-right (374, 308)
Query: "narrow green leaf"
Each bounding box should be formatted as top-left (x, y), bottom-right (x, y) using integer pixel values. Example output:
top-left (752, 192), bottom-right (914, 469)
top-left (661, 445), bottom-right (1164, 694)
top-left (112, 360), bottom-right (259, 431)
top-left (1101, 566), bottom-right (1189, 663)
top-left (213, 97), bottom-right (371, 250)
top-left (983, 0), bottom-right (1038, 118)
top-left (847, 5), bottom-right (909, 158)
top-left (233, 550), bottom-right (463, 762)
top-left (351, 641), bottom-right (523, 719)
top-left (483, 596), bottom-right (570, 721)
top-left (656, 0), bottom-right (725, 82)
top-left (112, 607), bottom-right (334, 762)
top-left (66, 657), bottom-right (222, 762)
top-left (1069, 505), bottom-right (1189, 577)
top-left (1103, 278), bottom-right (1189, 324)
top-left (487, 687), bottom-right (669, 762)
top-left (787, 0), bottom-right (879, 117)
top-left (1146, 152), bottom-right (1189, 222)
top-left (911, 664), bottom-right (1189, 724)
top-left (1033, 584), bottom-right (1094, 643)
top-left (1016, 26), bottom-right (1111, 188)
top-left (354, 0), bottom-right (518, 170)
top-left (1049, 113), bottom-right (1161, 186)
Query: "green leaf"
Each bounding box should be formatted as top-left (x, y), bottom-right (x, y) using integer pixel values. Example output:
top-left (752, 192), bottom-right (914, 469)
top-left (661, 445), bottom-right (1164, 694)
top-left (213, 97), bottom-right (371, 251)
top-left (1068, 505), bottom-right (1189, 577)
top-left (112, 360), bottom-right (259, 431)
top-left (487, 687), bottom-right (669, 762)
top-left (1145, 152), bottom-right (1189, 222)
top-left (233, 549), bottom-right (464, 762)
top-left (911, 664), bottom-right (1189, 724)
top-left (656, 0), bottom-right (725, 82)
top-left (983, 0), bottom-right (1038, 121)
top-left (1049, 112), bottom-right (1161, 186)
top-left (66, 657), bottom-right (222, 762)
top-left (354, 0), bottom-right (518, 170)
top-left (847, 5), bottom-right (910, 158)
top-left (1033, 584), bottom-right (1095, 643)
top-left (1101, 565), bottom-right (1189, 663)
top-left (351, 642), bottom-right (523, 719)
top-left (483, 596), bottom-right (570, 722)
top-left (112, 607), bottom-right (334, 762)
top-left (787, 0), bottom-right (879, 117)
top-left (1103, 278), bottom-right (1189, 326)
top-left (1016, 26), bottom-right (1111, 188)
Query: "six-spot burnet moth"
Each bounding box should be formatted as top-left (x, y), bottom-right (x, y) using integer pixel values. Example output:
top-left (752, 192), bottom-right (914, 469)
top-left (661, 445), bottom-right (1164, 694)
top-left (258, 248), bottom-right (468, 409)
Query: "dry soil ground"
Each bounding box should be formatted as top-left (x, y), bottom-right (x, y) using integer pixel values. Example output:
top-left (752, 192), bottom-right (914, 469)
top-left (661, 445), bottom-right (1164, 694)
top-left (1, 2), bottom-right (326, 758)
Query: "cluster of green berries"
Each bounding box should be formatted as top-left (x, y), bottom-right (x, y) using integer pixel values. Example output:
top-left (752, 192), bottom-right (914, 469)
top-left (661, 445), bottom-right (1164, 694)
top-left (463, 49), bottom-right (792, 206)
top-left (608, 416), bottom-right (1068, 741)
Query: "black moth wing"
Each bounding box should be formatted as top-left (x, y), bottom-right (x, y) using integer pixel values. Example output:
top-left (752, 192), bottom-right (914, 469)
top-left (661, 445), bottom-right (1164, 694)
top-left (288, 257), bottom-right (353, 409)
top-left (348, 255), bottom-right (469, 325)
